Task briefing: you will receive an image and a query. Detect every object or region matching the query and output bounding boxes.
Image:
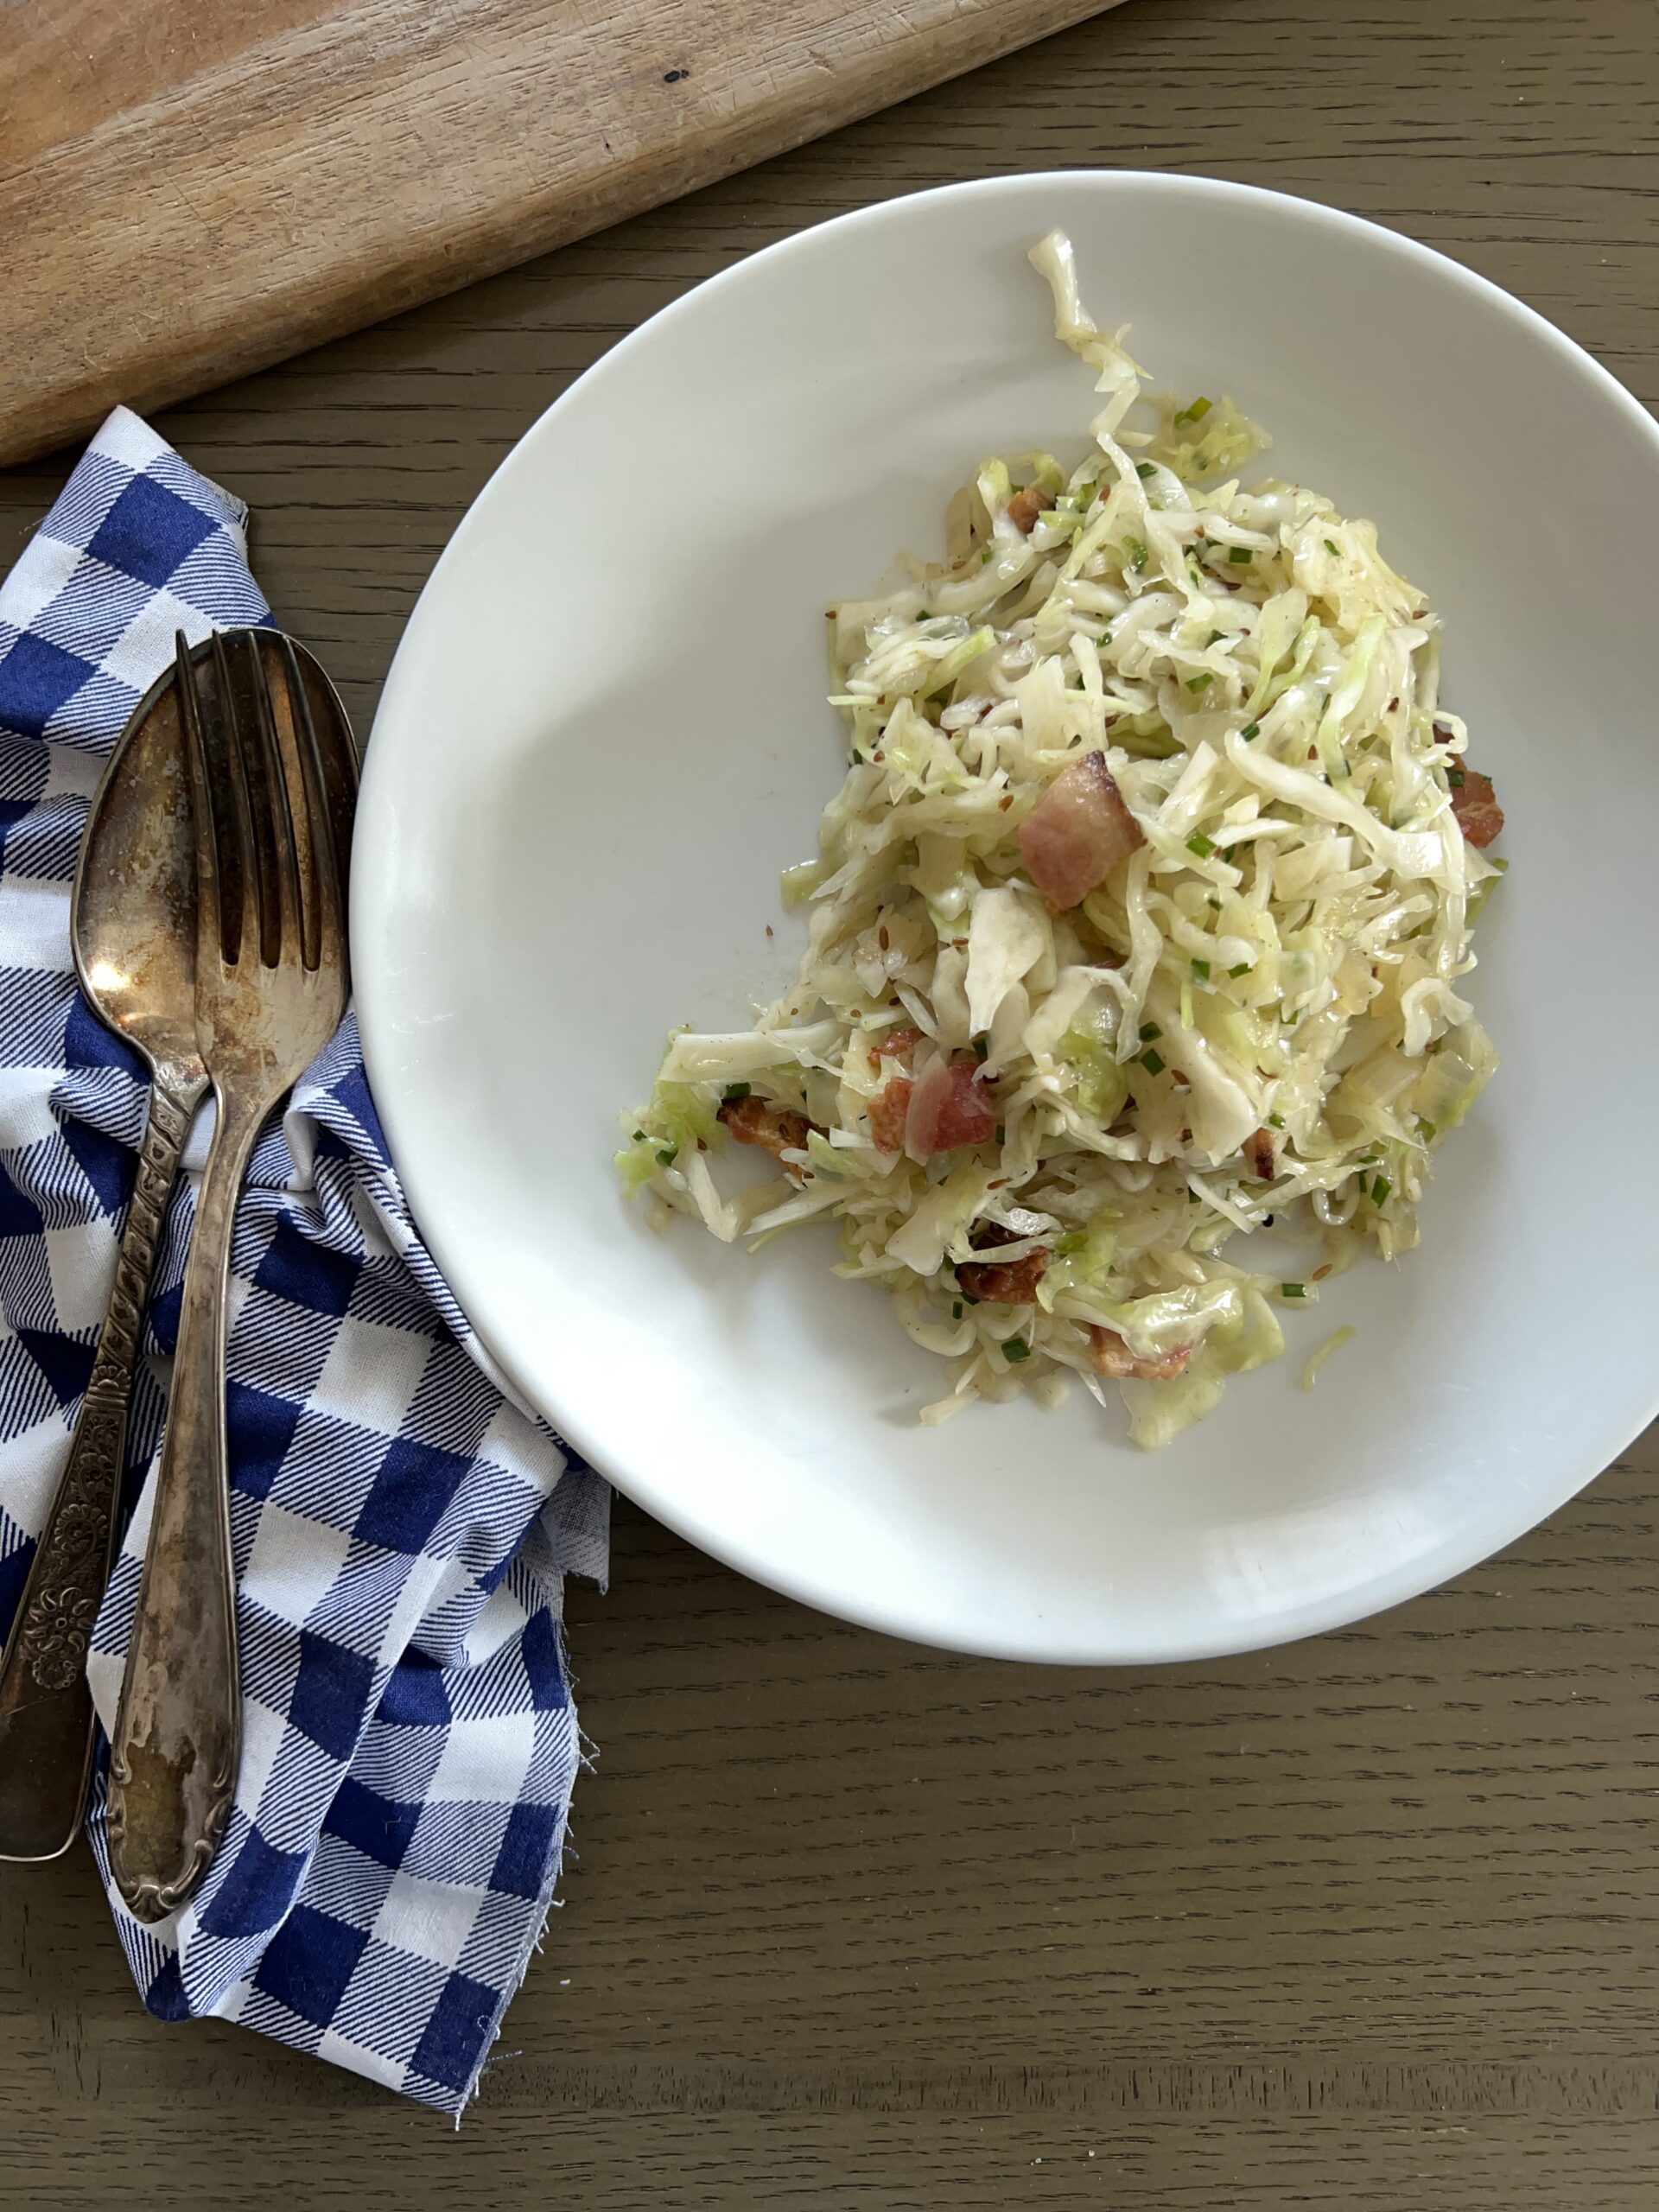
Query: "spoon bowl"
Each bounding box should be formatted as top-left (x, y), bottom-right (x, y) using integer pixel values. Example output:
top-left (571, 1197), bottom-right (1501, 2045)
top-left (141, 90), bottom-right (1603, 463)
top-left (74, 667), bottom-right (206, 1082)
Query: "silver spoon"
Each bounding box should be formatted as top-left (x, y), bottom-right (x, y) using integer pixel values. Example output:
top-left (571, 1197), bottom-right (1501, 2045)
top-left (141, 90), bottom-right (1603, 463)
top-left (0, 634), bottom-right (353, 1866)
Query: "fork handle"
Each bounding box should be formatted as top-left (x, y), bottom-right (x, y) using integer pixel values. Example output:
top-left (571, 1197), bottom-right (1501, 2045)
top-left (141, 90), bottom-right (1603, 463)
top-left (107, 1086), bottom-right (264, 1922)
top-left (0, 1065), bottom-right (203, 1864)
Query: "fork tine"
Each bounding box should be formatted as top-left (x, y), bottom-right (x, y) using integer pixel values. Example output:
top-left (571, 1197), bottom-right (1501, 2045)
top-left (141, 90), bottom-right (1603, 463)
top-left (241, 633), bottom-right (303, 969)
top-left (278, 635), bottom-right (344, 974)
top-left (208, 628), bottom-right (261, 968)
top-left (175, 632), bottom-right (229, 963)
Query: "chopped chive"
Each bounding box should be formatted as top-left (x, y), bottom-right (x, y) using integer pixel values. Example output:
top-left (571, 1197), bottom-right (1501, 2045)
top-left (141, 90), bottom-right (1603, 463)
top-left (1240, 720), bottom-right (1261, 740)
top-left (1192, 957), bottom-right (1211, 982)
top-left (1228, 961), bottom-right (1251, 978)
top-left (981, 546), bottom-right (994, 564)
top-left (1140, 1021), bottom-right (1162, 1042)
top-left (1208, 896), bottom-right (1223, 912)
top-left (1371, 1174), bottom-right (1392, 1205)
top-left (1185, 672), bottom-right (1214, 694)
top-left (995, 1124), bottom-right (1006, 1143)
top-left (1187, 1187), bottom-right (1200, 1203)
top-left (1186, 832), bottom-right (1216, 859)
top-left (1174, 397), bottom-right (1213, 426)
top-left (1001, 1338), bottom-right (1031, 1363)
top-left (1228, 546), bottom-right (1252, 565)
top-left (1126, 536), bottom-right (1148, 569)
top-left (632, 1128), bottom-right (647, 1141)
top-left (1268, 1114), bottom-right (1285, 1130)
top-left (1281, 1281), bottom-right (1307, 1299)
top-left (973, 1036), bottom-right (989, 1061)
top-left (1206, 629), bottom-right (1224, 646)
top-left (1323, 537), bottom-right (1338, 556)
top-left (1141, 1047), bottom-right (1166, 1076)
top-left (1135, 461), bottom-right (1156, 480)
top-left (951, 1300), bottom-right (964, 1319)
top-left (656, 1147), bottom-right (678, 1166)
top-left (1446, 766), bottom-right (1466, 787)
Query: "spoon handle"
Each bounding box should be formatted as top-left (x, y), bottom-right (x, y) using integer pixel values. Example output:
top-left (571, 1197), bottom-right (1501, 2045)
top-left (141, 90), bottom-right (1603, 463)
top-left (0, 1065), bottom-right (202, 1863)
top-left (106, 1086), bottom-right (263, 1922)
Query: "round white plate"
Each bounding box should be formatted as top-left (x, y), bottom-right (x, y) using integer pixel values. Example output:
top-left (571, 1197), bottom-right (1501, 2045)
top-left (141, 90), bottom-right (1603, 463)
top-left (355, 172), bottom-right (1659, 1664)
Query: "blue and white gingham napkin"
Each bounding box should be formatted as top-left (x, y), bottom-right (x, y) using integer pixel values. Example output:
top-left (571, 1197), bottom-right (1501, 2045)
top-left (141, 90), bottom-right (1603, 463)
top-left (0, 409), bottom-right (609, 2114)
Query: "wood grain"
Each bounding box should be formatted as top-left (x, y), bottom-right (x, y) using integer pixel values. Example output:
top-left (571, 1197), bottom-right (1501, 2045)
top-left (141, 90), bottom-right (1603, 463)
top-left (4, 0), bottom-right (1659, 2202)
top-left (0, 0), bottom-right (1122, 469)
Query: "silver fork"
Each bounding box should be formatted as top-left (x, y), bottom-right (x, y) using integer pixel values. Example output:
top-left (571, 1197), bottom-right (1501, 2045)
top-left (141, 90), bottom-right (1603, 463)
top-left (106, 629), bottom-right (349, 1923)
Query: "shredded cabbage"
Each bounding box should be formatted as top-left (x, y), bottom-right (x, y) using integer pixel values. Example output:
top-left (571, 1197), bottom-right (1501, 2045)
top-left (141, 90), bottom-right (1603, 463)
top-left (1300, 1325), bottom-right (1357, 1392)
top-left (618, 232), bottom-right (1505, 1446)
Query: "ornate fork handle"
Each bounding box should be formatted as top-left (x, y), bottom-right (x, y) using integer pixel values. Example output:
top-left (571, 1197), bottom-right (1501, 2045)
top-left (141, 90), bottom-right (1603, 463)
top-left (106, 1086), bottom-right (263, 1921)
top-left (0, 1063), bottom-right (203, 1863)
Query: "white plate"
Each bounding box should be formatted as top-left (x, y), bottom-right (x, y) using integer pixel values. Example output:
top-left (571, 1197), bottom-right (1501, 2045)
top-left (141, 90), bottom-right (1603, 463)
top-left (355, 172), bottom-right (1659, 1664)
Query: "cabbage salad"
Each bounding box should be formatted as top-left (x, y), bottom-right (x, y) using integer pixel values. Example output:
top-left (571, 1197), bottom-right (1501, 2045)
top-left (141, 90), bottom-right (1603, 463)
top-left (617, 231), bottom-right (1505, 1447)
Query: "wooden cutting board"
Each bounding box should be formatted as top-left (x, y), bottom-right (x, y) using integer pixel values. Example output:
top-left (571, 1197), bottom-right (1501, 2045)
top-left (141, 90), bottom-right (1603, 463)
top-left (0, 0), bottom-right (1122, 469)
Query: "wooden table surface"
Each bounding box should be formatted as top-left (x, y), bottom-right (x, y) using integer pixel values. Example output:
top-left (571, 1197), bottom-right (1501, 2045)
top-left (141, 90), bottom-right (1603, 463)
top-left (4, 0), bottom-right (1658, 2202)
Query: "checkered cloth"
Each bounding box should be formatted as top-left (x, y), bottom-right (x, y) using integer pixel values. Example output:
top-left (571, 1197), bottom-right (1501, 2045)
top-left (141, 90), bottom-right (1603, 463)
top-left (0, 409), bottom-right (608, 2115)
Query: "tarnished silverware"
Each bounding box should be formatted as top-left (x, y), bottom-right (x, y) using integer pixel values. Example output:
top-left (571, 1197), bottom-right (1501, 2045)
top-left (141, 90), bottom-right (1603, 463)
top-left (0, 633), bottom-right (356, 1877)
top-left (0, 664), bottom-right (208, 1862)
top-left (105, 629), bottom-right (353, 1921)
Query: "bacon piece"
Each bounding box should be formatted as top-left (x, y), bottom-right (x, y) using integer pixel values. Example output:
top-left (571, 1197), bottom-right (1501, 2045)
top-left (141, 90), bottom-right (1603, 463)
top-left (1007, 486), bottom-right (1056, 534)
top-left (1243, 1127), bottom-right (1278, 1180)
top-left (717, 1095), bottom-right (813, 1180)
top-left (1450, 766), bottom-right (1503, 849)
top-left (1087, 1326), bottom-right (1193, 1382)
top-left (868, 1077), bottom-right (913, 1154)
top-left (905, 1056), bottom-right (997, 1160)
top-left (873, 1027), bottom-right (925, 1067)
top-left (958, 1253), bottom-right (1046, 1304)
top-left (957, 1224), bottom-right (1047, 1306)
top-left (1017, 752), bottom-right (1145, 912)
